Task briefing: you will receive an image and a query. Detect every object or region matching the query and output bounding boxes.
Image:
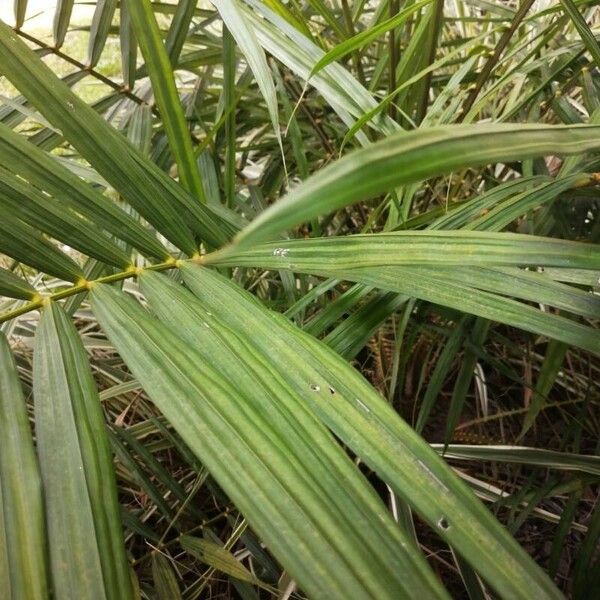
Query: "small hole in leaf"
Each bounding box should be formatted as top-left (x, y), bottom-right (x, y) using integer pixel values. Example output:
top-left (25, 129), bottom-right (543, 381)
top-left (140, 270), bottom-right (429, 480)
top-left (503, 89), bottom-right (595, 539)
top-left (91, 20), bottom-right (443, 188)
top-left (438, 517), bottom-right (450, 531)
top-left (328, 386), bottom-right (336, 395)
top-left (309, 383), bottom-right (320, 392)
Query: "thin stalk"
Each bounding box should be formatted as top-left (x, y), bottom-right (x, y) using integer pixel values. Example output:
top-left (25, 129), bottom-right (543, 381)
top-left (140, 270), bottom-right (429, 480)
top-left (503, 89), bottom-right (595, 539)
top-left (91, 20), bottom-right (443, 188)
top-left (416, 0), bottom-right (444, 124)
top-left (341, 0), bottom-right (366, 85)
top-left (0, 259), bottom-right (184, 324)
top-left (15, 28), bottom-right (148, 103)
top-left (14, 27), bottom-right (203, 145)
top-left (460, 0), bottom-right (537, 119)
top-left (388, 0), bottom-right (400, 120)
top-left (223, 26), bottom-right (237, 209)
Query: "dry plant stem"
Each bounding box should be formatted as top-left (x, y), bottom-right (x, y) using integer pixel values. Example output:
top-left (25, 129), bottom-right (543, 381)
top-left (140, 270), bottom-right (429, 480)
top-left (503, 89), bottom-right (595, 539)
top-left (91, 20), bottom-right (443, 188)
top-left (455, 397), bottom-right (598, 430)
top-left (14, 27), bottom-right (151, 108)
top-left (14, 27), bottom-right (203, 146)
top-left (282, 76), bottom-right (335, 154)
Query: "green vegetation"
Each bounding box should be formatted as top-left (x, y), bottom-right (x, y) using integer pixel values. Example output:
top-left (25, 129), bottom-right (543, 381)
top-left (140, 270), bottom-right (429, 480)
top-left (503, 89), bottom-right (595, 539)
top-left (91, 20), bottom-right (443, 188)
top-left (0, 1), bottom-right (599, 598)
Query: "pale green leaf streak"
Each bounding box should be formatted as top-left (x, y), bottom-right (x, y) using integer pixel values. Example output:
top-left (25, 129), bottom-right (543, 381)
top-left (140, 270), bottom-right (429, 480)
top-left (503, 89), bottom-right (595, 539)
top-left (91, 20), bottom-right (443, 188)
top-left (215, 230), bottom-right (600, 270)
top-left (33, 302), bottom-right (133, 600)
top-left (0, 333), bottom-right (48, 600)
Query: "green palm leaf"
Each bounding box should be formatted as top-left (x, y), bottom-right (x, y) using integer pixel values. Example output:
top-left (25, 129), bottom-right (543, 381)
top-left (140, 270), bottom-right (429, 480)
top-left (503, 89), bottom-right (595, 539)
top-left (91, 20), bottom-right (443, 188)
top-left (173, 264), bottom-right (563, 600)
top-left (0, 21), bottom-right (234, 252)
top-left (0, 334), bottom-right (48, 600)
top-left (0, 121), bottom-right (168, 262)
top-left (0, 213), bottom-right (83, 283)
top-left (234, 124), bottom-right (600, 246)
top-left (33, 302), bottom-right (133, 599)
top-left (124, 0), bottom-right (206, 201)
top-left (1, 2), bottom-right (598, 597)
top-left (91, 278), bottom-right (449, 599)
top-left (0, 267), bottom-right (36, 300)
